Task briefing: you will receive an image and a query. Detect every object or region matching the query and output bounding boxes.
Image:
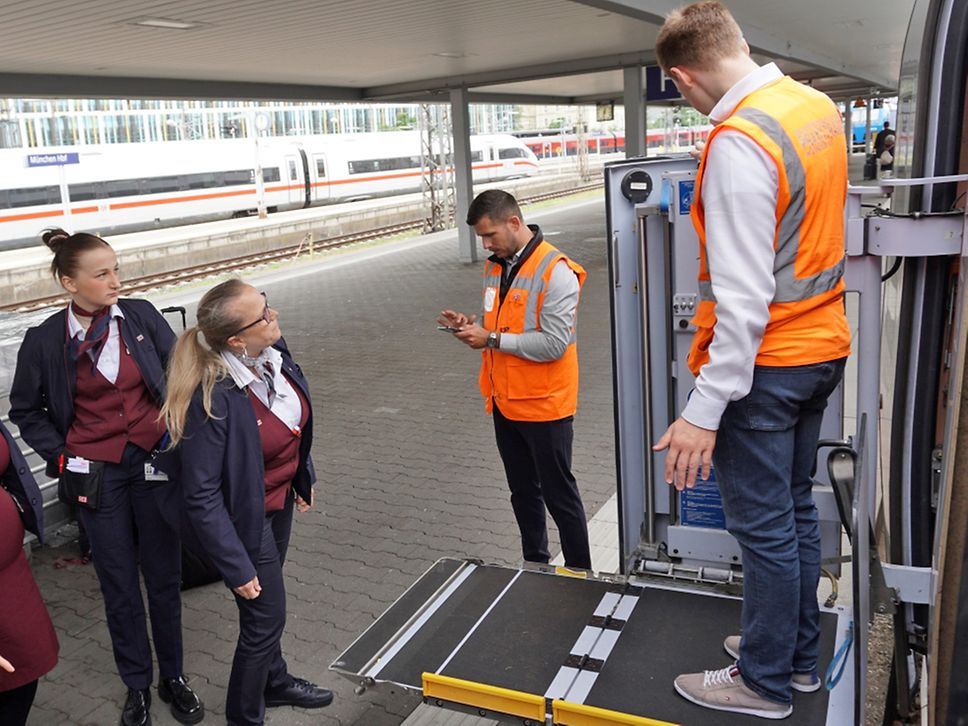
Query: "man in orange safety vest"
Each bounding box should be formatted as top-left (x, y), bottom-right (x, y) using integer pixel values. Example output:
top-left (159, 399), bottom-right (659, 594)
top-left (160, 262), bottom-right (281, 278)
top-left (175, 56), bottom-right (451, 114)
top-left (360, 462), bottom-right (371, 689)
top-left (653, 2), bottom-right (851, 719)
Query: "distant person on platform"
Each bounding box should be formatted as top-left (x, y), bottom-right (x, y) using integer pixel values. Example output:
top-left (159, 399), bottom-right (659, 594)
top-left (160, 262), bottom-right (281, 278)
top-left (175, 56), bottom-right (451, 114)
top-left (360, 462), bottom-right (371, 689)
top-left (879, 134), bottom-right (896, 176)
top-left (439, 190), bottom-right (592, 571)
top-left (653, 2), bottom-right (850, 720)
top-left (874, 120), bottom-right (893, 157)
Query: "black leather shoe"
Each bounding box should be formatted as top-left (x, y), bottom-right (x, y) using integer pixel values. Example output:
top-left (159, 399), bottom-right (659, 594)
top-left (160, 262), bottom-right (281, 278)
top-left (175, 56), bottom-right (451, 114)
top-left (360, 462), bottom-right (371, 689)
top-left (158, 675), bottom-right (205, 724)
top-left (120, 688), bottom-right (151, 726)
top-left (264, 676), bottom-right (333, 709)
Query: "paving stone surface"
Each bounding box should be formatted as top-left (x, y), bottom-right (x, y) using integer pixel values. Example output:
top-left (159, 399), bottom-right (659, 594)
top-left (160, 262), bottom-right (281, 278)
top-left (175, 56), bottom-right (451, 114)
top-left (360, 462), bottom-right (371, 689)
top-left (24, 196), bottom-right (616, 725)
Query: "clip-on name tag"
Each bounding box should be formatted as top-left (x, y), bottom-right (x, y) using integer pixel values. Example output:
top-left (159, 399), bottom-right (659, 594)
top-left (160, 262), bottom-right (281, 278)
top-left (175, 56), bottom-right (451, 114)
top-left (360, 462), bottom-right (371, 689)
top-left (145, 461), bottom-right (169, 481)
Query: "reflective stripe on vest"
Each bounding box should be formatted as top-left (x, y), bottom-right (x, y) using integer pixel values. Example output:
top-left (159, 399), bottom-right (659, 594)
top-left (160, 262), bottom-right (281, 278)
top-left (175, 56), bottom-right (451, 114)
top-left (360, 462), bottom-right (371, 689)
top-left (484, 248), bottom-right (581, 342)
top-left (697, 107), bottom-right (845, 305)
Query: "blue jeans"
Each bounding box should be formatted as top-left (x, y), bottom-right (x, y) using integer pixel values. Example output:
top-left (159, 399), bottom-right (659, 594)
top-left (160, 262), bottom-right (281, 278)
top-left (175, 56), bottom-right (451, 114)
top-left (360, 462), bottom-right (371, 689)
top-left (714, 358), bottom-right (845, 704)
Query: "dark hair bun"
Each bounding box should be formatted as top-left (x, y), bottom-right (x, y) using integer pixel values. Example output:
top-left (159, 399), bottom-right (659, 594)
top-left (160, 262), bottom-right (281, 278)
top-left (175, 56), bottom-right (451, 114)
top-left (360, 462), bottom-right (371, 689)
top-left (42, 227), bottom-right (71, 253)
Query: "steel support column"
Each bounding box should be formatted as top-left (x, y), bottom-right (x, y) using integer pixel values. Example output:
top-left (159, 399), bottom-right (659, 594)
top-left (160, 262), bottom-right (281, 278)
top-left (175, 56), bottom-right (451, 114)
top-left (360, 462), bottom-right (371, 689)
top-left (623, 66), bottom-right (646, 158)
top-left (865, 99), bottom-right (873, 154)
top-left (450, 87), bottom-right (477, 263)
top-left (844, 101), bottom-right (853, 152)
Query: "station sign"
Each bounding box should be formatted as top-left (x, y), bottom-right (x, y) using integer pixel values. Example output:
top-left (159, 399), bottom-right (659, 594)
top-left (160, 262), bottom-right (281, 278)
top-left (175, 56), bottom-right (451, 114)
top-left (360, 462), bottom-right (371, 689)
top-left (26, 152), bottom-right (80, 168)
top-left (645, 65), bottom-right (682, 102)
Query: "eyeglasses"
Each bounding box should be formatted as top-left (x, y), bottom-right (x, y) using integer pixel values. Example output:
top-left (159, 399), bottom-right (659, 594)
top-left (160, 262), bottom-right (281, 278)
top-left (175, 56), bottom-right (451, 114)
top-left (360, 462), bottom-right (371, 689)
top-left (233, 292), bottom-right (271, 336)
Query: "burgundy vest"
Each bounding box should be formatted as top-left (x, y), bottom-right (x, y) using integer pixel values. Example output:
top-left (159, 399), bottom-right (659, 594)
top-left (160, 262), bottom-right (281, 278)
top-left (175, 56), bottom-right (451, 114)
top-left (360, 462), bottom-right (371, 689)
top-left (248, 374), bottom-right (310, 512)
top-left (0, 489), bottom-right (59, 691)
top-left (66, 323), bottom-right (165, 463)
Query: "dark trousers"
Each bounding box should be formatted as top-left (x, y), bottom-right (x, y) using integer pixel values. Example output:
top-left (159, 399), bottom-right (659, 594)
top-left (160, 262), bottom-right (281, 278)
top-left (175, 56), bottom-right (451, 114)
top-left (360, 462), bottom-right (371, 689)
top-left (226, 494), bottom-right (294, 726)
top-left (77, 443), bottom-right (183, 690)
top-left (0, 680), bottom-right (38, 726)
top-left (493, 406), bottom-right (591, 569)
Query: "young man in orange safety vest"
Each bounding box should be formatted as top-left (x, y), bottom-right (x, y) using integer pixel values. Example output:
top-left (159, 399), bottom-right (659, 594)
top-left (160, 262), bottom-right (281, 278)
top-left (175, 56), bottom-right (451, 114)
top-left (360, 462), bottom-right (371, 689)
top-left (439, 189), bottom-right (592, 571)
top-left (653, 2), bottom-right (851, 720)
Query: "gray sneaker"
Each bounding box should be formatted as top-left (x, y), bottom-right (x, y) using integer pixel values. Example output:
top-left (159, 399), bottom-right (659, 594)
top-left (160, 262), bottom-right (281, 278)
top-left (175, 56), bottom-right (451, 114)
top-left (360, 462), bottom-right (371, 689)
top-left (674, 665), bottom-right (793, 719)
top-left (723, 636), bottom-right (822, 693)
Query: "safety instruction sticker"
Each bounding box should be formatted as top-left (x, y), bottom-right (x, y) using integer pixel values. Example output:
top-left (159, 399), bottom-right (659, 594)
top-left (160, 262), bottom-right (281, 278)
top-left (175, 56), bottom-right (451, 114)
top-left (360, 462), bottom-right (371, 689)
top-left (679, 469), bottom-right (726, 529)
top-left (678, 180), bottom-right (695, 216)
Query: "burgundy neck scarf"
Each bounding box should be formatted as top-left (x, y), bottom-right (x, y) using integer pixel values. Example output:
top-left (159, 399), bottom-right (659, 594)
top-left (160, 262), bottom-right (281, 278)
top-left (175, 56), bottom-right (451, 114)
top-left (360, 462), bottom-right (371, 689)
top-left (69, 302), bottom-right (113, 373)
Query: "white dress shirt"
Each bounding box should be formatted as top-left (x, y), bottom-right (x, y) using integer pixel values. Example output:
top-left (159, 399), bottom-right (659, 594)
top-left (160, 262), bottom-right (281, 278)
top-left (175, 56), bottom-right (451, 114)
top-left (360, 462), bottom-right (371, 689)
top-left (221, 347), bottom-right (304, 432)
top-left (681, 63), bottom-right (783, 431)
top-left (67, 304), bottom-right (125, 383)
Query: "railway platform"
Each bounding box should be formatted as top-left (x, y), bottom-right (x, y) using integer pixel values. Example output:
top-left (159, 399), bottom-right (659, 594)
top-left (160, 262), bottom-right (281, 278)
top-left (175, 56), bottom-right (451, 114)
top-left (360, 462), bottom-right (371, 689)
top-left (21, 192), bottom-right (618, 726)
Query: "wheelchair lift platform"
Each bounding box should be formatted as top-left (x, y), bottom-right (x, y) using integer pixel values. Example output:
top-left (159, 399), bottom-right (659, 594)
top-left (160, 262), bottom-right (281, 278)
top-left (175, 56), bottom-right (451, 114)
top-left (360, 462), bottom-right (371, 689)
top-left (330, 558), bottom-right (853, 725)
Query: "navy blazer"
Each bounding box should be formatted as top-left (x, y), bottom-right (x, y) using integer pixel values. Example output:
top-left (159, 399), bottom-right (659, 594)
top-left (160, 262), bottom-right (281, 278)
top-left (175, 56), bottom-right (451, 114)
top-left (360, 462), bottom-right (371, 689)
top-left (178, 339), bottom-right (316, 589)
top-left (1, 420), bottom-right (46, 542)
top-left (9, 298), bottom-right (176, 476)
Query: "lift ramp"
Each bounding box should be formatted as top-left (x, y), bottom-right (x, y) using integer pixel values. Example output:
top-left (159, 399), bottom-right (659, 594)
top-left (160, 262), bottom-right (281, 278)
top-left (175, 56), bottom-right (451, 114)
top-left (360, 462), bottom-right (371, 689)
top-left (332, 155), bottom-right (865, 724)
top-left (330, 558), bottom-right (854, 725)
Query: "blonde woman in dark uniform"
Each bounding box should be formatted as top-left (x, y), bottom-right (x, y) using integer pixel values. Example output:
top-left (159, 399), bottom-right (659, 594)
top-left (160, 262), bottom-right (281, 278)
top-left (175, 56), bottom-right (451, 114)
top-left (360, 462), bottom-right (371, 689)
top-left (162, 278), bottom-right (331, 726)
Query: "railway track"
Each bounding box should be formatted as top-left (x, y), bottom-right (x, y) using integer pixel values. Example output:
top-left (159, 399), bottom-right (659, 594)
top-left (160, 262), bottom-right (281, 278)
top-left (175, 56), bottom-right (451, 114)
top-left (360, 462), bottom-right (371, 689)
top-left (2, 184), bottom-right (602, 314)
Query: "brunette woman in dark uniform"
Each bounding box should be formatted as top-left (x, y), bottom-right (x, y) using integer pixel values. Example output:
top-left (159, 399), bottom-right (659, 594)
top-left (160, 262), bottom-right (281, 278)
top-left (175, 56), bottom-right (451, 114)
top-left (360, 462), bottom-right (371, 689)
top-left (9, 229), bottom-right (203, 726)
top-left (0, 420), bottom-right (58, 726)
top-left (162, 279), bottom-right (331, 726)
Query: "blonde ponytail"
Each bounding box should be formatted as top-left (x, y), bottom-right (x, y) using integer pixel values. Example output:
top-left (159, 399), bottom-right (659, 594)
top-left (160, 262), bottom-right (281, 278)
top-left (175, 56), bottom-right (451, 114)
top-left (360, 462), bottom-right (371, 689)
top-left (161, 327), bottom-right (227, 445)
top-left (160, 278), bottom-right (249, 445)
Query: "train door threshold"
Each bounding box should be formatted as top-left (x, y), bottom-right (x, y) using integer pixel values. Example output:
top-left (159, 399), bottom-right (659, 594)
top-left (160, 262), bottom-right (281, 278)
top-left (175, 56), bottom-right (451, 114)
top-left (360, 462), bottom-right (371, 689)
top-left (330, 558), bottom-right (855, 725)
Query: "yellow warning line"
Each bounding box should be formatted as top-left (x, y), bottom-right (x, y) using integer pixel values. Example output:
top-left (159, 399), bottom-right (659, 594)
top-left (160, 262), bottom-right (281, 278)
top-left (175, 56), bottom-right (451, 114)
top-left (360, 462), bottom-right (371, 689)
top-left (422, 673), bottom-right (545, 721)
top-left (553, 699), bottom-right (681, 726)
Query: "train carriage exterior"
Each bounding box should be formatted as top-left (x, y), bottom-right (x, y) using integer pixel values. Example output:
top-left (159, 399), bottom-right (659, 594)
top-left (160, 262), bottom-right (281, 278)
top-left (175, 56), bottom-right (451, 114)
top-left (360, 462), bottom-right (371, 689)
top-left (0, 131), bottom-right (538, 249)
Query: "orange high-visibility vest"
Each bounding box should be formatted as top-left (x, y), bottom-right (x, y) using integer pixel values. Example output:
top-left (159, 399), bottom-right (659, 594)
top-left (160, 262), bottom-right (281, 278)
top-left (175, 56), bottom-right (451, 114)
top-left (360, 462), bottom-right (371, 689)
top-left (478, 240), bottom-right (586, 421)
top-left (688, 76), bottom-right (852, 376)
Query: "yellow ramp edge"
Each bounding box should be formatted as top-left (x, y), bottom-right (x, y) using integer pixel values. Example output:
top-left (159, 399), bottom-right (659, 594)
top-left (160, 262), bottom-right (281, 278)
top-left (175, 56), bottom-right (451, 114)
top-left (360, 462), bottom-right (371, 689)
top-left (422, 672), bottom-right (546, 721)
top-left (552, 699), bottom-right (681, 726)
top-left (555, 566), bottom-right (589, 578)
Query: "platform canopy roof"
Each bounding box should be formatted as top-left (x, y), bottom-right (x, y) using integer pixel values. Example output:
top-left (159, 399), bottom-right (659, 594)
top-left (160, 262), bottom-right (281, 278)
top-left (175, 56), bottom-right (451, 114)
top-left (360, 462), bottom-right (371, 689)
top-left (0, 0), bottom-right (913, 104)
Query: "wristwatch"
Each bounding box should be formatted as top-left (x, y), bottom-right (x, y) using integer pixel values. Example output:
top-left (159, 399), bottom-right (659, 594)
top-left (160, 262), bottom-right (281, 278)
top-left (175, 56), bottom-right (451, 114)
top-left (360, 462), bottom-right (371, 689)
top-left (486, 331), bottom-right (499, 349)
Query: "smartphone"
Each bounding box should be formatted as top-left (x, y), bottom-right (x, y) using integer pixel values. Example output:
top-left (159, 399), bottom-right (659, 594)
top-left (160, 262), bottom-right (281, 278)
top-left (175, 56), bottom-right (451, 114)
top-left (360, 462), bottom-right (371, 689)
top-left (437, 325), bottom-right (459, 332)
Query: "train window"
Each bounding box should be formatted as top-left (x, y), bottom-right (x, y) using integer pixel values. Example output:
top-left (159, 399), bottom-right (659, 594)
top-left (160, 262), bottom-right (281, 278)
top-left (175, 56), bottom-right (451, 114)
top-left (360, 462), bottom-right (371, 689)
top-left (314, 157), bottom-right (326, 177)
top-left (287, 159), bottom-right (298, 181)
top-left (187, 173), bottom-right (215, 190)
top-left (498, 147), bottom-right (527, 159)
top-left (348, 156), bottom-right (422, 174)
top-left (4, 186), bottom-right (60, 208)
top-left (348, 160), bottom-right (377, 174)
top-left (220, 169), bottom-right (254, 186)
top-left (106, 179), bottom-right (143, 198)
top-left (471, 150), bottom-right (483, 162)
top-left (263, 167), bottom-right (281, 183)
top-left (145, 176), bottom-right (182, 195)
top-left (68, 182), bottom-right (102, 201)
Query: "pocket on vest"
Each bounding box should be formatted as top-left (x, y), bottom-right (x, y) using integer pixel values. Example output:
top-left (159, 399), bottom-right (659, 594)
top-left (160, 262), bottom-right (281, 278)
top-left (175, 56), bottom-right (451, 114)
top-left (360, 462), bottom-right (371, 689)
top-left (501, 289), bottom-right (530, 331)
top-left (505, 358), bottom-right (550, 400)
